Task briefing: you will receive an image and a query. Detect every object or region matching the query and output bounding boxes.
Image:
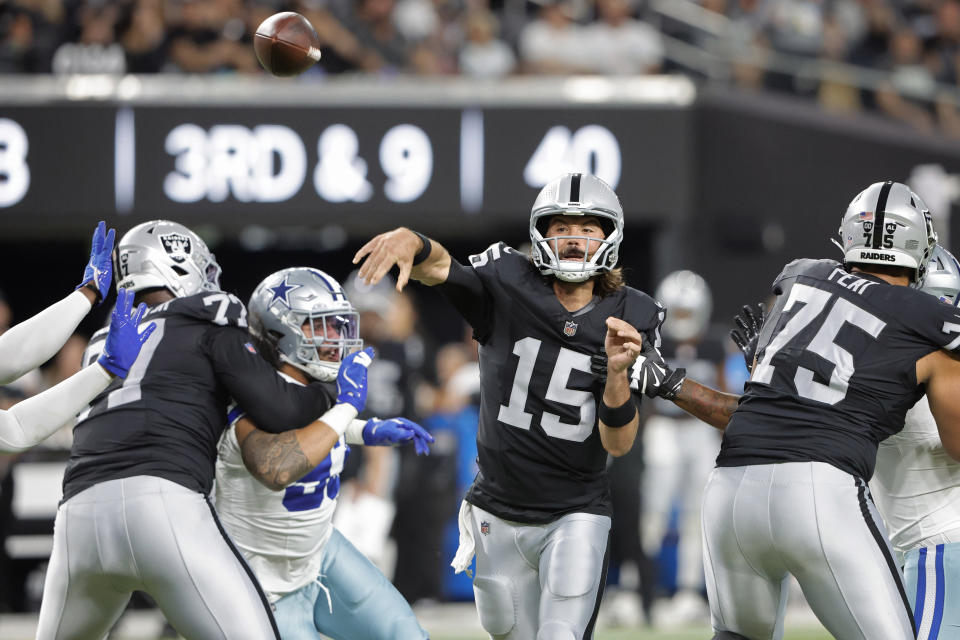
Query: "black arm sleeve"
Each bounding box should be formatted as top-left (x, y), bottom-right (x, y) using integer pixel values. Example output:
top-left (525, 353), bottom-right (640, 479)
top-left (436, 259), bottom-right (495, 343)
top-left (203, 326), bottom-right (335, 433)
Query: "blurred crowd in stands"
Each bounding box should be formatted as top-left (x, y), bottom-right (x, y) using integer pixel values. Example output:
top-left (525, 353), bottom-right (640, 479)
top-left (3, 0), bottom-right (960, 135)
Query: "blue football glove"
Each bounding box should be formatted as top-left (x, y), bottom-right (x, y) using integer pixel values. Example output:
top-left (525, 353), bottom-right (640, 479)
top-left (336, 347), bottom-right (375, 412)
top-left (77, 221), bottom-right (115, 305)
top-left (98, 287), bottom-right (156, 378)
top-left (362, 417), bottom-right (435, 455)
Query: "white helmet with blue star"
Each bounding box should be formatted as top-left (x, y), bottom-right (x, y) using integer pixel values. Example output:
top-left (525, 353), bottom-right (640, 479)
top-left (248, 267), bottom-right (362, 382)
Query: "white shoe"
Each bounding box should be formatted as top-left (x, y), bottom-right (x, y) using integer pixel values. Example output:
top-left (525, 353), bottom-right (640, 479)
top-left (651, 590), bottom-right (710, 628)
top-left (600, 589), bottom-right (644, 629)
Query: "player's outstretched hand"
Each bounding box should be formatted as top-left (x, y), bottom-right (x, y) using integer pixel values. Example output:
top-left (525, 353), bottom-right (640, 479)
top-left (730, 303), bottom-right (765, 373)
top-left (337, 347), bottom-right (376, 412)
top-left (98, 288), bottom-right (156, 378)
top-left (362, 417), bottom-right (435, 455)
top-left (634, 338), bottom-right (685, 400)
top-left (352, 227), bottom-right (422, 291)
top-left (77, 220), bottom-right (116, 305)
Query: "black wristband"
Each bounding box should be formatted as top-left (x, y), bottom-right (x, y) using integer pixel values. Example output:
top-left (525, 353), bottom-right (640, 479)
top-left (83, 281), bottom-right (102, 305)
top-left (411, 231), bottom-right (432, 266)
top-left (598, 397), bottom-right (637, 428)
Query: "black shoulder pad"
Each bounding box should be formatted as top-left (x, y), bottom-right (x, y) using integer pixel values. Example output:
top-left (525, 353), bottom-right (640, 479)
top-left (773, 259), bottom-right (840, 294)
top-left (146, 292), bottom-right (248, 328)
top-left (622, 286), bottom-right (665, 333)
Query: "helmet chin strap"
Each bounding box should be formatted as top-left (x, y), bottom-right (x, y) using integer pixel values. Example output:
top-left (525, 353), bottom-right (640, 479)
top-left (281, 354), bottom-right (338, 383)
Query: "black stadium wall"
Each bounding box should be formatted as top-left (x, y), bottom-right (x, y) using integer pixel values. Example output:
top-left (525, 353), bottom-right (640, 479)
top-left (1, 79), bottom-right (959, 321)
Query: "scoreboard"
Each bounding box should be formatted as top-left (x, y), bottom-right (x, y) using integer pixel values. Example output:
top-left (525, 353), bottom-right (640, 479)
top-left (0, 76), bottom-right (695, 236)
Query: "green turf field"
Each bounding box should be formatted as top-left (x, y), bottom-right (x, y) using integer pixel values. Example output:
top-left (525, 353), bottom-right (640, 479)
top-left (427, 627), bottom-right (835, 640)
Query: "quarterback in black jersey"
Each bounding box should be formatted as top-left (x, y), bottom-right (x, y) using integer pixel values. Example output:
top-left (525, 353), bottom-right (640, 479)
top-left (641, 182), bottom-right (960, 640)
top-left (355, 173), bottom-right (664, 640)
top-left (36, 221), bottom-right (333, 640)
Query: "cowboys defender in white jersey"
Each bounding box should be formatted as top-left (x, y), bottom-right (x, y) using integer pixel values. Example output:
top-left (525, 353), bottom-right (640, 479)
top-left (36, 221), bottom-right (336, 640)
top-left (0, 221), bottom-right (153, 452)
top-left (871, 244), bottom-right (960, 640)
top-left (633, 182), bottom-right (960, 640)
top-left (355, 173), bottom-right (665, 640)
top-left (213, 267), bottom-right (432, 640)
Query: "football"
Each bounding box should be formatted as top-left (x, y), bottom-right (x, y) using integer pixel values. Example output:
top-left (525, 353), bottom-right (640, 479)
top-left (253, 12), bottom-right (322, 77)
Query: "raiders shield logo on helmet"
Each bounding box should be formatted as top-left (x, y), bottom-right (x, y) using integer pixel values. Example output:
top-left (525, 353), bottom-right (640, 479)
top-left (160, 233), bottom-right (192, 264)
top-left (563, 321), bottom-right (578, 337)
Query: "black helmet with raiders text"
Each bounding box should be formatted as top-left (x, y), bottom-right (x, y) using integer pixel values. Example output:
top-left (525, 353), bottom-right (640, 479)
top-left (114, 220), bottom-right (222, 297)
top-left (529, 173), bottom-right (624, 283)
top-left (837, 181), bottom-right (937, 287)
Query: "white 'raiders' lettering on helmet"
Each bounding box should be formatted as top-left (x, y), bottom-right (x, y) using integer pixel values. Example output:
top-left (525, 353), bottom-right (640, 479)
top-left (859, 251), bottom-right (896, 262)
top-left (114, 220), bottom-right (222, 298)
top-left (159, 233), bottom-right (192, 264)
top-left (248, 267), bottom-right (362, 382)
top-left (921, 245), bottom-right (960, 305)
top-left (836, 181), bottom-right (938, 287)
top-left (529, 173), bottom-right (624, 283)
top-left (655, 270), bottom-right (712, 342)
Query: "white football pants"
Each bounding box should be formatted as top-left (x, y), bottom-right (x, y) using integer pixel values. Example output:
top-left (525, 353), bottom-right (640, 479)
top-left (702, 462), bottom-right (914, 640)
top-left (468, 504), bottom-right (611, 640)
top-left (36, 475), bottom-right (279, 640)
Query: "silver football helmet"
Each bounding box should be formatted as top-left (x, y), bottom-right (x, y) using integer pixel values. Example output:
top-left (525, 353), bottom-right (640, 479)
top-left (655, 270), bottom-right (713, 342)
top-left (837, 181), bottom-right (938, 286)
top-left (248, 267), bottom-right (362, 382)
top-left (530, 173), bottom-right (624, 283)
top-left (921, 245), bottom-right (960, 305)
top-left (114, 220), bottom-right (221, 297)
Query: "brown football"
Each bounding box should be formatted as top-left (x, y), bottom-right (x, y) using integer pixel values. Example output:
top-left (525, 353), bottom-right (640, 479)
top-left (254, 12), bottom-right (321, 77)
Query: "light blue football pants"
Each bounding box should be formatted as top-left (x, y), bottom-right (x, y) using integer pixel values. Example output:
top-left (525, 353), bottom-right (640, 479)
top-left (273, 529), bottom-right (429, 640)
top-left (903, 542), bottom-right (960, 640)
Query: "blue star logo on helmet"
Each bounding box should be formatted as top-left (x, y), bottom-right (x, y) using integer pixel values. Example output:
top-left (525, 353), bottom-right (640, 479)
top-left (268, 276), bottom-right (302, 308)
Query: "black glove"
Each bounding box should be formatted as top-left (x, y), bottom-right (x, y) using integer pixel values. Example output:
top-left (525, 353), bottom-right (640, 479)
top-left (730, 303), bottom-right (765, 373)
top-left (590, 349), bottom-right (609, 384)
top-left (591, 343), bottom-right (686, 400)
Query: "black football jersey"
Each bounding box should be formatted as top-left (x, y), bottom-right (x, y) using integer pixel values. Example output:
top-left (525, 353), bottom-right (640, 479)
top-left (718, 259), bottom-right (960, 480)
top-left (62, 292), bottom-right (335, 503)
top-left (437, 242), bottom-right (663, 524)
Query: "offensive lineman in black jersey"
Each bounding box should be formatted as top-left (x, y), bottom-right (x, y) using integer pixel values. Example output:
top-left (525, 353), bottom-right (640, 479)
top-left (635, 182), bottom-right (960, 640)
top-left (354, 173), bottom-right (665, 640)
top-left (35, 221), bottom-right (342, 640)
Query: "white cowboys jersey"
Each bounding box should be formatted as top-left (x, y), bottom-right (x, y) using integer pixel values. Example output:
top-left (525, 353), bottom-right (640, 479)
top-left (213, 373), bottom-right (347, 602)
top-left (871, 397), bottom-right (960, 557)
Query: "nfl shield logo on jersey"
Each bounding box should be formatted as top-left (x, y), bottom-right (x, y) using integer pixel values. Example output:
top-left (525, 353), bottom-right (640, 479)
top-left (480, 521), bottom-right (490, 535)
top-left (160, 233), bottom-right (192, 264)
top-left (563, 321), bottom-right (578, 337)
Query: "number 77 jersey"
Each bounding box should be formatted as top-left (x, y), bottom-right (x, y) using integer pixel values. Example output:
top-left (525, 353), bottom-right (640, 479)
top-left (719, 258), bottom-right (960, 480)
top-left (437, 242), bottom-right (664, 524)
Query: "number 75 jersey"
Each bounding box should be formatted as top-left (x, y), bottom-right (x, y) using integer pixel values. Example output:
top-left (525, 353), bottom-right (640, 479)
top-left (719, 258), bottom-right (960, 480)
top-left (437, 242), bottom-right (664, 524)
